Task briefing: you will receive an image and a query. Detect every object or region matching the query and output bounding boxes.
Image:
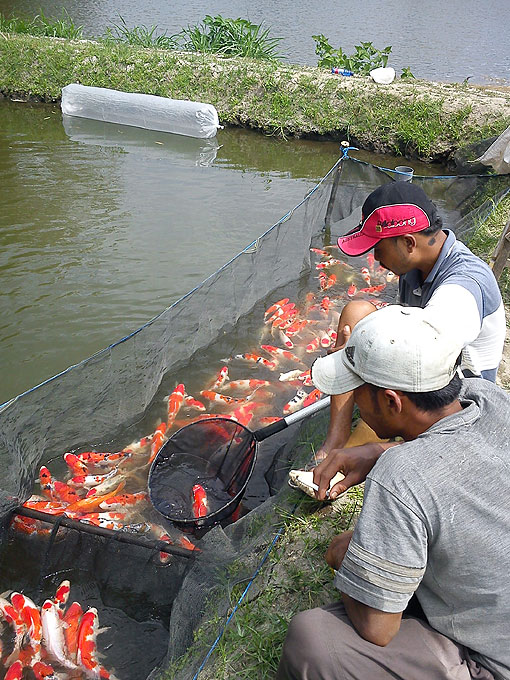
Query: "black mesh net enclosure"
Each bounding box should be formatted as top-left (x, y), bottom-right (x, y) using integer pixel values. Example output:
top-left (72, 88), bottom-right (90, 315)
top-left (0, 154), bottom-right (508, 680)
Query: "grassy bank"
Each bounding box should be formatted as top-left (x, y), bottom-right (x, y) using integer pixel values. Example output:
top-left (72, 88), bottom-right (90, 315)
top-left (1, 33), bottom-right (510, 160)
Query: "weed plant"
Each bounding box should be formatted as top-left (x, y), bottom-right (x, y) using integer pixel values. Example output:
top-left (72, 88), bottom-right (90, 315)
top-left (177, 15), bottom-right (283, 60)
top-left (0, 9), bottom-right (83, 39)
top-left (103, 16), bottom-right (178, 49)
top-left (313, 34), bottom-right (392, 74)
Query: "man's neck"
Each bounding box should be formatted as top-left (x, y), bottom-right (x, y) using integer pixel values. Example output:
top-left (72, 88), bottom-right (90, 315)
top-left (401, 398), bottom-right (463, 441)
top-left (416, 230), bottom-right (448, 281)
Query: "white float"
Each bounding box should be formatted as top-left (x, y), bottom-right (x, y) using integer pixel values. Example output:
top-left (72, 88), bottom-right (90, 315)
top-left (369, 67), bottom-right (396, 85)
top-left (61, 83), bottom-right (222, 139)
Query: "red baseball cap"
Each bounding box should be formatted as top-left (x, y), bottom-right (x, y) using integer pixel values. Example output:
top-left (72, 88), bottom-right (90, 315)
top-left (337, 182), bottom-right (439, 257)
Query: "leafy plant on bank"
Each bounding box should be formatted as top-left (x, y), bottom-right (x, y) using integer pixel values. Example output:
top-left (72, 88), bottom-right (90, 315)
top-left (401, 66), bottom-right (415, 79)
top-left (177, 15), bottom-right (283, 60)
top-left (312, 34), bottom-right (392, 74)
top-left (0, 8), bottom-right (83, 39)
top-left (103, 15), bottom-right (178, 49)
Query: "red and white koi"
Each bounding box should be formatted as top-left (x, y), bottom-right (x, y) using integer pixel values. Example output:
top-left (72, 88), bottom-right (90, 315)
top-left (327, 327), bottom-right (338, 344)
top-left (148, 523), bottom-right (174, 564)
top-left (284, 319), bottom-right (308, 336)
top-left (233, 354), bottom-right (277, 370)
top-left (302, 389), bottom-right (322, 408)
top-left (148, 422), bottom-right (167, 464)
top-left (63, 601), bottom-right (83, 660)
top-left (22, 499), bottom-right (67, 515)
top-left (166, 383), bottom-right (185, 427)
top-left (310, 248), bottom-right (331, 258)
top-left (261, 345), bottom-right (302, 364)
top-left (347, 283), bottom-right (357, 297)
top-left (39, 467), bottom-right (81, 505)
top-left (184, 395), bottom-right (206, 412)
top-left (211, 366), bottom-right (229, 389)
top-left (360, 267), bottom-right (371, 285)
top-left (232, 401), bottom-right (263, 427)
top-left (11, 592), bottom-right (43, 664)
top-left (41, 599), bottom-right (78, 670)
top-left (52, 581), bottom-right (71, 617)
top-left (298, 370), bottom-right (313, 386)
top-left (0, 596), bottom-right (26, 665)
top-left (264, 298), bottom-right (289, 319)
top-left (76, 607), bottom-right (113, 679)
top-left (283, 389), bottom-right (308, 415)
top-left (319, 296), bottom-right (333, 315)
top-left (315, 259), bottom-right (342, 270)
top-left (4, 661), bottom-right (23, 680)
top-left (70, 468), bottom-right (119, 490)
top-left (64, 453), bottom-right (90, 475)
top-left (179, 535), bottom-right (199, 552)
top-left (221, 378), bottom-right (270, 392)
top-left (319, 272), bottom-right (337, 291)
top-left (320, 330), bottom-right (332, 348)
top-left (276, 328), bottom-right (294, 348)
top-left (31, 661), bottom-right (60, 680)
top-left (358, 283), bottom-right (386, 295)
top-left (10, 515), bottom-right (51, 537)
top-left (75, 450), bottom-right (133, 468)
top-left (305, 337), bottom-right (321, 353)
top-left (191, 484), bottom-right (209, 518)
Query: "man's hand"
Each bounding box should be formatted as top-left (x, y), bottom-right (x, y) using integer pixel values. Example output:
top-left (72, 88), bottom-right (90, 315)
top-left (313, 441), bottom-right (398, 501)
top-left (325, 530), bottom-right (353, 570)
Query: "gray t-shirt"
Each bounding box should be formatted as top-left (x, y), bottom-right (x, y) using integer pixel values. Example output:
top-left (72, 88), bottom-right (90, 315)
top-left (335, 378), bottom-right (510, 680)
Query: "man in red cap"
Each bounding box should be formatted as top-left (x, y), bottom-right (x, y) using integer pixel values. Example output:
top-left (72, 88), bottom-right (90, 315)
top-left (315, 181), bottom-right (506, 462)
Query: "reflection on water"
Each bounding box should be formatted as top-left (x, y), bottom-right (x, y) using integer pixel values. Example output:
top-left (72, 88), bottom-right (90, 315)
top-left (1, 0), bottom-right (509, 83)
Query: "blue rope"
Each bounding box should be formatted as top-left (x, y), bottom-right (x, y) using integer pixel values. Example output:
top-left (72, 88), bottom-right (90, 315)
top-left (192, 522), bottom-right (288, 680)
top-left (348, 154), bottom-right (506, 180)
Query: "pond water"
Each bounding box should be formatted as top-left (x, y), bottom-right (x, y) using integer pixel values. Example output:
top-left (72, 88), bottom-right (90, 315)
top-left (0, 100), bottom-right (445, 405)
top-left (1, 0), bottom-right (509, 84)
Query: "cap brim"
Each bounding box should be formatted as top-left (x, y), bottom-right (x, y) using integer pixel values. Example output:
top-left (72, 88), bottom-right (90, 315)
top-left (337, 231), bottom-right (380, 257)
top-left (311, 352), bottom-right (364, 395)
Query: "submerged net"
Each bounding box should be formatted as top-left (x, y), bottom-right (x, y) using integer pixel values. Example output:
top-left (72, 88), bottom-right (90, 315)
top-left (0, 153), bottom-right (508, 679)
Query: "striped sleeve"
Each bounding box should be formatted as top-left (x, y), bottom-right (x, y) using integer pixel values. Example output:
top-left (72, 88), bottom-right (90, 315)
top-left (334, 478), bottom-right (427, 613)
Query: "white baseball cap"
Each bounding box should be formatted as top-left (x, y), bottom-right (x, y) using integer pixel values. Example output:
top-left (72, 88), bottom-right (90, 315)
top-left (311, 305), bottom-right (462, 395)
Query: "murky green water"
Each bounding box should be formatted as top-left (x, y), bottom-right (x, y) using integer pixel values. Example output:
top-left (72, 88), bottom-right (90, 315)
top-left (0, 99), bottom-right (445, 404)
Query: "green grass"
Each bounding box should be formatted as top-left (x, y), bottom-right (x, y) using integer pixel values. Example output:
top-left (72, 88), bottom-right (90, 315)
top-left (0, 9), bottom-right (83, 39)
top-left (103, 16), bottom-right (178, 49)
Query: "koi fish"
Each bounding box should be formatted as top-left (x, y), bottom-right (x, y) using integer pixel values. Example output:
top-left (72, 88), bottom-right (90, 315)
top-left (4, 661), bottom-right (23, 680)
top-left (65, 481), bottom-right (125, 513)
top-left (10, 515), bottom-right (52, 537)
top-left (319, 272), bottom-right (337, 291)
top-left (315, 259), bottom-right (342, 270)
top-left (261, 345), bottom-right (302, 364)
top-left (166, 384), bottom-right (185, 427)
top-left (327, 327), bottom-right (338, 344)
top-left (298, 370), bottom-right (313, 386)
top-left (233, 354), bottom-right (277, 370)
top-left (279, 369), bottom-right (302, 382)
top-left (1, 596), bottom-right (26, 665)
top-left (367, 252), bottom-right (375, 272)
top-left (284, 319), bottom-right (308, 336)
top-left (221, 378), bottom-right (270, 392)
top-left (305, 337), bottom-right (321, 353)
top-left (39, 467), bottom-right (81, 505)
top-left (70, 468), bottom-right (119, 489)
top-left (277, 328), bottom-right (294, 349)
top-left (386, 271), bottom-right (397, 283)
top-left (358, 283), bottom-right (386, 295)
top-left (53, 581), bottom-right (71, 616)
top-left (11, 592), bottom-right (43, 664)
top-left (320, 330), bottom-right (332, 348)
top-left (41, 599), bottom-right (78, 670)
top-left (283, 389), bottom-right (308, 415)
top-left (63, 602), bottom-right (83, 660)
top-left (264, 298), bottom-right (289, 319)
top-left (347, 283), bottom-right (357, 297)
top-left (32, 661), bottom-right (60, 680)
top-left (199, 390), bottom-right (247, 406)
top-left (302, 389), bottom-right (322, 408)
top-left (360, 267), bottom-right (371, 285)
top-left (76, 607), bottom-right (112, 679)
top-left (232, 401), bottom-right (262, 427)
top-left (77, 516), bottom-right (126, 531)
top-left (75, 450), bottom-right (132, 468)
top-left (99, 491), bottom-right (148, 511)
top-left (211, 366), bottom-right (229, 389)
top-left (148, 422), bottom-right (167, 464)
top-left (310, 248), bottom-right (331, 258)
top-left (64, 453), bottom-right (89, 475)
top-left (259, 417), bottom-right (282, 425)
top-left (184, 395), bottom-right (206, 411)
top-left (22, 499), bottom-right (67, 515)
top-left (319, 296), bottom-right (333, 315)
top-left (191, 484), bottom-right (209, 518)
top-left (179, 535), bottom-right (199, 552)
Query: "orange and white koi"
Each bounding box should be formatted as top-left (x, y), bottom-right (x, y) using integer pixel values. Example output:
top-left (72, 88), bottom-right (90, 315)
top-left (76, 607), bottom-right (111, 678)
top-left (283, 389), bottom-right (308, 415)
top-left (232, 402), bottom-right (262, 427)
top-left (191, 484), bottom-right (209, 518)
top-left (11, 592), bottom-right (43, 664)
top-left (148, 523), bottom-right (174, 564)
top-left (10, 515), bottom-right (52, 537)
top-left (65, 481), bottom-right (125, 513)
top-left (148, 422), bottom-right (167, 464)
top-left (63, 602), bottom-right (83, 660)
top-left (298, 370), bottom-right (313, 386)
top-left (302, 389), bottom-right (322, 408)
top-left (166, 383), bottom-right (185, 427)
top-left (221, 378), bottom-right (270, 392)
top-left (233, 354), bottom-right (277, 370)
top-left (305, 337), bottom-right (321, 353)
top-left (1, 596), bottom-right (26, 665)
top-left (184, 395), bottom-right (206, 411)
top-left (360, 267), bottom-right (371, 285)
top-left (200, 390), bottom-right (247, 406)
top-left (264, 298), bottom-right (289, 319)
top-left (358, 283), bottom-right (386, 295)
top-left (75, 450), bottom-right (132, 468)
top-left (64, 453), bottom-right (89, 475)
top-left (70, 468), bottom-right (119, 490)
top-left (315, 259), bottom-right (342, 270)
top-left (279, 369), bottom-right (303, 382)
top-left (284, 319), bottom-right (308, 336)
top-left (211, 366), bottom-right (229, 389)
top-left (52, 580), bottom-right (71, 616)
top-left (261, 345), bottom-right (302, 364)
top-left (77, 516), bottom-right (126, 531)
top-left (41, 599), bottom-right (78, 670)
top-left (22, 499), bottom-right (67, 515)
top-left (347, 283), bottom-right (357, 297)
top-left (259, 416), bottom-right (282, 426)
top-left (39, 467), bottom-right (81, 504)
top-left (99, 491), bottom-right (148, 511)
top-left (319, 272), bottom-right (337, 291)
top-left (310, 248), bottom-right (331, 258)
top-left (179, 535), bottom-right (199, 552)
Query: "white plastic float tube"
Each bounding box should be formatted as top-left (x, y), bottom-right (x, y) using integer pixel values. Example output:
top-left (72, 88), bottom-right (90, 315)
top-left (61, 83), bottom-right (222, 139)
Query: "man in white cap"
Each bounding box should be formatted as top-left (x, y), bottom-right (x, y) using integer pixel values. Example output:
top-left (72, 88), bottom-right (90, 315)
top-left (316, 181), bottom-right (505, 461)
top-left (278, 305), bottom-right (510, 680)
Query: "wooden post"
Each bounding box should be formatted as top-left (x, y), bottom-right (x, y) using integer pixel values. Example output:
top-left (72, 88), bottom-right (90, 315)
top-left (489, 216), bottom-right (510, 280)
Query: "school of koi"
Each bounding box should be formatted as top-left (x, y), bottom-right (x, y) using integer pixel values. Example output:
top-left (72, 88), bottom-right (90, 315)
top-left (0, 580), bottom-right (115, 679)
top-left (7, 247), bottom-right (396, 677)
